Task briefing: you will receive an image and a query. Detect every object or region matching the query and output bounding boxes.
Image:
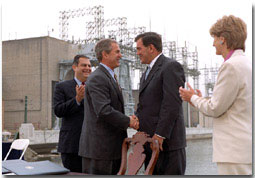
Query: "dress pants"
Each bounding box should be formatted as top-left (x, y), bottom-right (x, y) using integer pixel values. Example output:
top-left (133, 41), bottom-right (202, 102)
top-left (82, 157), bottom-right (121, 175)
top-left (144, 147), bottom-right (186, 175)
top-left (61, 153), bottom-right (82, 173)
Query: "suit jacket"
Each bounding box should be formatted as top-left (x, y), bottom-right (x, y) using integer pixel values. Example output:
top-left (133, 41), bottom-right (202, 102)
top-left (136, 54), bottom-right (186, 151)
top-left (53, 79), bottom-right (84, 153)
top-left (78, 65), bottom-right (130, 160)
top-left (191, 50), bottom-right (252, 164)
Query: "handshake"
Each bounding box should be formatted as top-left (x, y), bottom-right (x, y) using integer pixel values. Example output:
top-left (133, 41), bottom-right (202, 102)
top-left (129, 115), bottom-right (139, 130)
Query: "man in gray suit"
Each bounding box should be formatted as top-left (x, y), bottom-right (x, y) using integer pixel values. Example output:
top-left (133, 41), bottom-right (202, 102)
top-left (135, 32), bottom-right (186, 175)
top-left (78, 39), bottom-right (139, 175)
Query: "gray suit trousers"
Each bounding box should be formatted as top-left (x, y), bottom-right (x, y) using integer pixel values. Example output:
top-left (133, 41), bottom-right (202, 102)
top-left (82, 157), bottom-right (121, 175)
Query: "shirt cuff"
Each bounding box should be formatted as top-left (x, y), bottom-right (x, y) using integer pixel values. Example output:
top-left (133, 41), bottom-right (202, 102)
top-left (155, 134), bottom-right (165, 139)
top-left (190, 95), bottom-right (199, 107)
top-left (76, 99), bottom-right (81, 106)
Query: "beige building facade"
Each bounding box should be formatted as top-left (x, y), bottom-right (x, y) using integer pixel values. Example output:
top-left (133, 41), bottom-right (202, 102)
top-left (2, 36), bottom-right (79, 132)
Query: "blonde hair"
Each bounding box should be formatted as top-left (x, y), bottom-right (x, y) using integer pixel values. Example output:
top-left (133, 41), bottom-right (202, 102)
top-left (209, 15), bottom-right (247, 51)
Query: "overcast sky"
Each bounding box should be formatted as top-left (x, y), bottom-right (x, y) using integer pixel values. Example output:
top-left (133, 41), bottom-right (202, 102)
top-left (1, 0), bottom-right (254, 91)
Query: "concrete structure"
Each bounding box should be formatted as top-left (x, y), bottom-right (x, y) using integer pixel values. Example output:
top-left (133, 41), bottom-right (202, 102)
top-left (19, 123), bottom-right (59, 144)
top-left (2, 36), bottom-right (80, 132)
top-left (2, 36), bottom-right (213, 133)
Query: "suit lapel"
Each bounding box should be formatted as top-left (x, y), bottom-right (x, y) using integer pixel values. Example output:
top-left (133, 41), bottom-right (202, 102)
top-left (139, 72), bottom-right (146, 92)
top-left (71, 79), bottom-right (78, 96)
top-left (98, 65), bottom-right (124, 104)
top-left (139, 54), bottom-right (163, 93)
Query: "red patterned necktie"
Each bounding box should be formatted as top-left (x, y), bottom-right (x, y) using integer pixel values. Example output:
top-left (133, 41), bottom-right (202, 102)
top-left (114, 74), bottom-right (122, 91)
top-left (82, 82), bottom-right (85, 86)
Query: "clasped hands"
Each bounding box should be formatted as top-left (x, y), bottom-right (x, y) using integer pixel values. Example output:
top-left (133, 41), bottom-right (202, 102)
top-left (129, 115), bottom-right (139, 130)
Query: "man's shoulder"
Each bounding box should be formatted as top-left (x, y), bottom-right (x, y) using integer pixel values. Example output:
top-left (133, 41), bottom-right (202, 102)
top-left (162, 55), bottom-right (176, 62)
top-left (161, 55), bottom-right (182, 68)
top-left (88, 67), bottom-right (108, 80)
top-left (56, 79), bottom-right (75, 87)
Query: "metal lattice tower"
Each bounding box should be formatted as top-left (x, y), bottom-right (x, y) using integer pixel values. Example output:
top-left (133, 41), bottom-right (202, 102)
top-left (162, 41), bottom-right (200, 128)
top-left (59, 5), bottom-right (104, 41)
top-left (201, 64), bottom-right (219, 97)
top-left (59, 6), bottom-right (147, 116)
top-left (163, 41), bottom-right (200, 90)
top-left (58, 5), bottom-right (202, 118)
top-left (59, 6), bottom-right (146, 45)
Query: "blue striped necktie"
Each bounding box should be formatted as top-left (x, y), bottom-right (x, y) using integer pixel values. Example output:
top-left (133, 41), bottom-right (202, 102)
top-left (145, 66), bottom-right (151, 80)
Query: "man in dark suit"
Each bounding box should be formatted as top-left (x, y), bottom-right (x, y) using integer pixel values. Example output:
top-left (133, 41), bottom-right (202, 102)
top-left (78, 39), bottom-right (139, 175)
top-left (135, 32), bottom-right (186, 175)
top-left (53, 54), bottom-right (92, 172)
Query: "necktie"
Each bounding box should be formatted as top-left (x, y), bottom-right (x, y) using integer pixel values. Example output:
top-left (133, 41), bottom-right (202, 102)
top-left (81, 82), bottom-right (85, 86)
top-left (114, 74), bottom-right (122, 91)
top-left (145, 66), bottom-right (151, 80)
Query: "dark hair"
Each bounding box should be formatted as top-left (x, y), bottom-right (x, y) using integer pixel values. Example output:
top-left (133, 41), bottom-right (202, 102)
top-left (72, 54), bottom-right (89, 65)
top-left (135, 32), bottom-right (162, 52)
top-left (95, 39), bottom-right (117, 62)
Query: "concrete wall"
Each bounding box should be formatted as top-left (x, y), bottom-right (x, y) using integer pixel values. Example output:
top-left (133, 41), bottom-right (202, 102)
top-left (2, 36), bottom-right (79, 132)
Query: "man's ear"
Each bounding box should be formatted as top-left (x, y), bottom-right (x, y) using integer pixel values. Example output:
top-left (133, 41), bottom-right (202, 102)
top-left (149, 44), bottom-right (155, 53)
top-left (102, 51), bottom-right (108, 59)
top-left (72, 64), bottom-right (76, 72)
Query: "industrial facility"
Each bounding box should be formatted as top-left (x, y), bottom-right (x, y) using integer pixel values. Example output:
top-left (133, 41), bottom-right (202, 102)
top-left (2, 5), bottom-right (218, 133)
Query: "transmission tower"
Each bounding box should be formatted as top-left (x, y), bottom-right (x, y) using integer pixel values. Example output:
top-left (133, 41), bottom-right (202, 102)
top-left (163, 41), bottom-right (200, 90)
top-left (58, 5), bottom-right (203, 122)
top-left (201, 64), bottom-right (219, 97)
top-left (59, 5), bottom-right (104, 41)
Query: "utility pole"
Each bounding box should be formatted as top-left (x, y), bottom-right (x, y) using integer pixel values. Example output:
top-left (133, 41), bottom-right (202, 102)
top-left (24, 96), bottom-right (28, 123)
